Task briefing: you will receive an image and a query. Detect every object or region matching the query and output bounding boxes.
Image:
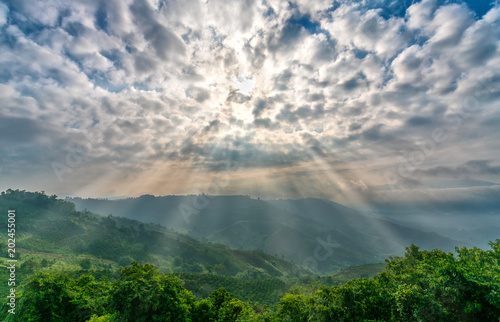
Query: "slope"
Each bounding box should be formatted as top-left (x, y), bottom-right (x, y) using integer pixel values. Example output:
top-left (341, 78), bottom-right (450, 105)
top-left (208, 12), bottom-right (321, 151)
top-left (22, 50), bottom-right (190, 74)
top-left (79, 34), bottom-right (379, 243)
top-left (0, 189), bottom-right (305, 279)
top-left (71, 194), bottom-right (457, 273)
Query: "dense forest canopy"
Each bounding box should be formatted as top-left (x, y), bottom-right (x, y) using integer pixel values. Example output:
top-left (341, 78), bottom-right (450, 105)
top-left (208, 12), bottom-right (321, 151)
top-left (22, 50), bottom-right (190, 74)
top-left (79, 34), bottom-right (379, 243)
top-left (2, 242), bottom-right (500, 321)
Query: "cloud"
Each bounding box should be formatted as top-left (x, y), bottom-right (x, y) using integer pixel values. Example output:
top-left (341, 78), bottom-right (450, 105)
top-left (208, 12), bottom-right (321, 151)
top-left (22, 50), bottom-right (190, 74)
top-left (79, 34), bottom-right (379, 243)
top-left (363, 185), bottom-right (500, 214)
top-left (0, 116), bottom-right (53, 144)
top-left (252, 99), bottom-right (268, 118)
top-left (0, 0), bottom-right (499, 202)
top-left (416, 160), bottom-right (500, 178)
top-left (322, 4), bottom-right (410, 59)
top-left (0, 3), bottom-right (8, 27)
top-left (406, 116), bottom-right (434, 127)
top-left (130, 0), bottom-right (186, 62)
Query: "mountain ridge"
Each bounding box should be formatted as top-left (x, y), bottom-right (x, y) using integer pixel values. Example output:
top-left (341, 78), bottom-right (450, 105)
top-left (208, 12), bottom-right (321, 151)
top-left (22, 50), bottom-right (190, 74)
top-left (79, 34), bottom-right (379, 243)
top-left (69, 194), bottom-right (457, 272)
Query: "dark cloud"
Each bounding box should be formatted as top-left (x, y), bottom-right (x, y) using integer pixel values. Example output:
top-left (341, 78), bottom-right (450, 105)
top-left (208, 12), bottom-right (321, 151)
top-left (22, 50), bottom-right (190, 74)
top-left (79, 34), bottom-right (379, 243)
top-left (178, 140), bottom-right (207, 161)
top-left (0, 116), bottom-right (81, 176)
top-left (301, 132), bottom-right (327, 157)
top-left (252, 99), bottom-right (268, 118)
top-left (276, 104), bottom-right (326, 124)
top-left (145, 23), bottom-right (186, 61)
top-left (267, 16), bottom-right (305, 52)
top-left (244, 42), bottom-right (266, 69)
top-left (275, 104), bottom-right (296, 123)
top-left (266, 13), bottom-right (322, 53)
top-left (365, 185), bottom-right (500, 214)
top-left (134, 54), bottom-right (157, 73)
top-left (203, 119), bottom-right (221, 134)
top-left (360, 124), bottom-right (385, 141)
top-left (348, 123), bottom-right (363, 131)
top-left (0, 116), bottom-right (50, 143)
top-left (342, 78), bottom-right (361, 91)
top-left (130, 0), bottom-right (186, 62)
top-left (273, 69), bottom-right (293, 91)
top-left (186, 86), bottom-right (211, 103)
top-left (416, 160), bottom-right (500, 178)
top-left (203, 145), bottom-right (311, 172)
top-left (306, 93), bottom-right (325, 102)
top-left (226, 89), bottom-right (251, 104)
top-left (312, 38), bottom-right (337, 62)
top-left (117, 118), bottom-right (148, 134)
top-left (406, 116), bottom-right (434, 127)
top-left (253, 117), bottom-right (279, 129)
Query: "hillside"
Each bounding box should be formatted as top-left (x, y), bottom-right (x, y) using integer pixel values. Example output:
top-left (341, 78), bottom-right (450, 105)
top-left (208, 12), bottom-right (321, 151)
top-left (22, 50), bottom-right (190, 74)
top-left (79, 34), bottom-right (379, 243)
top-left (0, 190), bottom-right (305, 279)
top-left (70, 195), bottom-right (457, 272)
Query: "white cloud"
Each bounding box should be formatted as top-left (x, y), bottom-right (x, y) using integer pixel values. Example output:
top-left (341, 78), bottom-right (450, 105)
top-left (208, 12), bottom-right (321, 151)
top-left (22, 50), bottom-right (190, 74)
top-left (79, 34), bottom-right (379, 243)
top-left (406, 0), bottom-right (436, 32)
top-left (0, 0), bottom-right (499, 200)
top-left (322, 4), bottom-right (409, 59)
top-left (0, 2), bottom-right (8, 26)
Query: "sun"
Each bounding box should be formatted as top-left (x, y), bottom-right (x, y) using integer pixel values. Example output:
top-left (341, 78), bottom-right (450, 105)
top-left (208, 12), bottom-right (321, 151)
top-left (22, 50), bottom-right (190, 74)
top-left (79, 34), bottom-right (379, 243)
top-left (234, 75), bottom-right (255, 95)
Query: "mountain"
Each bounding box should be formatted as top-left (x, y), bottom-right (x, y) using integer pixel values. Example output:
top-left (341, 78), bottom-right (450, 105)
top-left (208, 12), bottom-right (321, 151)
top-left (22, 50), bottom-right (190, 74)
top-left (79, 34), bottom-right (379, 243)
top-left (370, 208), bottom-right (500, 249)
top-left (0, 189), bottom-right (305, 279)
top-left (69, 194), bottom-right (457, 273)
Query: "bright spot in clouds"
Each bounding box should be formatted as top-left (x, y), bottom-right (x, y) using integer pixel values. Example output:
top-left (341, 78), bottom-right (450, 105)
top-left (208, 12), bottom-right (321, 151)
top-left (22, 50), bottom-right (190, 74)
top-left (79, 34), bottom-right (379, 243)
top-left (235, 75), bottom-right (255, 95)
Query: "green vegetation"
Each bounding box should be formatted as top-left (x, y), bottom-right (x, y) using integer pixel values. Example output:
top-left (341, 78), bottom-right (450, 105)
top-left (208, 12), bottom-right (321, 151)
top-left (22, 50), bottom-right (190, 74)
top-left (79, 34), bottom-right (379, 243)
top-left (1, 190), bottom-right (499, 320)
top-left (179, 273), bottom-right (288, 306)
top-left (1, 242), bottom-right (500, 321)
top-left (276, 242), bottom-right (500, 321)
top-left (0, 189), bottom-right (306, 280)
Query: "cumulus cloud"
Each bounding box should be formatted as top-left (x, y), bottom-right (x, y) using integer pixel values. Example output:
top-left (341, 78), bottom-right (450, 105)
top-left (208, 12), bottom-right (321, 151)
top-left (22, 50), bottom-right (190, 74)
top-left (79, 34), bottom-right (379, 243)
top-left (0, 0), bottom-right (499, 204)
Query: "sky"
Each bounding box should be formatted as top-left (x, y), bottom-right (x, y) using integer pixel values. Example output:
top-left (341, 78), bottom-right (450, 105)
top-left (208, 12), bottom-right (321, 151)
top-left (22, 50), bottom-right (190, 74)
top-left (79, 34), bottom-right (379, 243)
top-left (0, 0), bottom-right (500, 211)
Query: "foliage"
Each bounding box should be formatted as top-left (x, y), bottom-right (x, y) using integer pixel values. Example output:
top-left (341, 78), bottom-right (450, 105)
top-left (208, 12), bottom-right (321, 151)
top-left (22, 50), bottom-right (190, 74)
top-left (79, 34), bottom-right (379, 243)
top-left (87, 314), bottom-right (117, 321)
top-left (80, 259), bottom-right (92, 270)
top-left (2, 190), bottom-right (500, 321)
top-left (276, 241), bottom-right (500, 321)
top-left (4, 242), bottom-right (500, 321)
top-left (179, 273), bottom-right (288, 306)
top-left (14, 271), bottom-right (110, 322)
top-left (109, 262), bottom-right (196, 322)
top-left (0, 189), bottom-right (301, 280)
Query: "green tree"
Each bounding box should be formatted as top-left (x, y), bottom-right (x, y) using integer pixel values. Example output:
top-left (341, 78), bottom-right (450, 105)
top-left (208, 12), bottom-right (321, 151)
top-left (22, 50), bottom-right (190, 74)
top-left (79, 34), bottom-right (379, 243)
top-left (40, 258), bottom-right (50, 268)
top-left (109, 262), bottom-right (196, 322)
top-left (80, 258), bottom-right (92, 270)
top-left (118, 255), bottom-right (134, 267)
top-left (16, 272), bottom-right (109, 322)
top-left (192, 298), bottom-right (216, 322)
top-left (16, 272), bottom-right (79, 321)
top-left (23, 259), bottom-right (39, 274)
top-left (208, 288), bottom-right (254, 322)
top-left (276, 242), bottom-right (500, 321)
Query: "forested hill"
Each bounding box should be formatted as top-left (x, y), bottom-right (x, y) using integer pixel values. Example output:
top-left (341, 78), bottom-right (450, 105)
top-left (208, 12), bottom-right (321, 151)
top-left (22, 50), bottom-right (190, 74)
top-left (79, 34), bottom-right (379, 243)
top-left (0, 189), bottom-right (306, 278)
top-left (70, 194), bottom-right (458, 272)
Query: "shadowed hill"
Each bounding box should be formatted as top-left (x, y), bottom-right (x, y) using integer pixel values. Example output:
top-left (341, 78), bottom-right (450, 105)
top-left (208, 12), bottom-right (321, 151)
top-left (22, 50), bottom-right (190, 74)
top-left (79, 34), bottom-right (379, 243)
top-left (70, 194), bottom-right (457, 273)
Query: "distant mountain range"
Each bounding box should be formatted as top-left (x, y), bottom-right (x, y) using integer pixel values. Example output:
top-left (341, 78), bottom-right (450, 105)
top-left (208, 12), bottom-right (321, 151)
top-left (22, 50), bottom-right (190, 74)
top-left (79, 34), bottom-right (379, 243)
top-left (69, 195), bottom-right (457, 273)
